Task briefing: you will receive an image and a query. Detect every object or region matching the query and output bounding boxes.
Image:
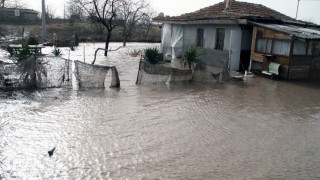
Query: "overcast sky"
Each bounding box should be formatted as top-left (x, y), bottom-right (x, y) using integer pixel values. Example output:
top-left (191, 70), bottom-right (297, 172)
top-left (23, 0), bottom-right (320, 24)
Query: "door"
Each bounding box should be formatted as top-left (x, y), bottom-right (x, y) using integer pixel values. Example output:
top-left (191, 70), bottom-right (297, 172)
top-left (229, 29), bottom-right (242, 71)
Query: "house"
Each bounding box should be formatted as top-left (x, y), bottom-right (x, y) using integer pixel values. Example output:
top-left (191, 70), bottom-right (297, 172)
top-left (153, 0), bottom-right (320, 79)
top-left (0, 8), bottom-right (38, 23)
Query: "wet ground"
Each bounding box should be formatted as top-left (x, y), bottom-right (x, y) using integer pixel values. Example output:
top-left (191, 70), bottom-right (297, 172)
top-left (1, 43), bottom-right (320, 179)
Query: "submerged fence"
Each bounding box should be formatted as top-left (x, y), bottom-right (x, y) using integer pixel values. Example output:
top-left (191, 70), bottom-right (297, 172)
top-left (0, 56), bottom-right (72, 89)
top-left (0, 57), bottom-right (121, 90)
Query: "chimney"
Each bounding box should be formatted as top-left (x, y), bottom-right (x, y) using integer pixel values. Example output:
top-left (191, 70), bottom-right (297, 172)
top-left (224, 0), bottom-right (232, 11)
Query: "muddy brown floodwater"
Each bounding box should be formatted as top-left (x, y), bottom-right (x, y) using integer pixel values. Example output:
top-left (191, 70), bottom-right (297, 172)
top-left (1, 43), bottom-right (320, 179)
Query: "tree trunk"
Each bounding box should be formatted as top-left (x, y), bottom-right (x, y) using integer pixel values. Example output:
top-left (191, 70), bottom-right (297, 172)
top-left (105, 31), bottom-right (111, 56)
top-left (123, 36), bottom-right (127, 47)
top-left (122, 28), bottom-right (127, 47)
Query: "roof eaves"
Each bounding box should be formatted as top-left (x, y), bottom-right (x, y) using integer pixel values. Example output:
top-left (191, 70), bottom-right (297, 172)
top-left (153, 19), bottom-right (247, 25)
top-left (249, 21), bottom-right (320, 40)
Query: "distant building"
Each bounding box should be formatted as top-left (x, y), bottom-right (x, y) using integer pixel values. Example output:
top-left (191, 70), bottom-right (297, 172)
top-left (0, 8), bottom-right (38, 23)
top-left (154, 0), bottom-right (320, 79)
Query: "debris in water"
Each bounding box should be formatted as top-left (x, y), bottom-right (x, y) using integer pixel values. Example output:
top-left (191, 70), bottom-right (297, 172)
top-left (48, 147), bottom-right (56, 157)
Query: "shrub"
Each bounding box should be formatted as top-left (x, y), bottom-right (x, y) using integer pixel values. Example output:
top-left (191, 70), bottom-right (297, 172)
top-left (16, 44), bottom-right (32, 62)
top-left (52, 47), bottom-right (62, 56)
top-left (27, 36), bottom-right (39, 45)
top-left (144, 47), bottom-right (163, 64)
top-left (15, 55), bottom-right (47, 89)
top-left (69, 42), bottom-right (76, 51)
top-left (181, 45), bottom-right (201, 69)
top-left (6, 45), bottom-right (14, 57)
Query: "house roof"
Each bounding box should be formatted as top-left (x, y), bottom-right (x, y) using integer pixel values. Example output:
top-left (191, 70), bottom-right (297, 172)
top-left (251, 22), bottom-right (320, 40)
top-left (0, 8), bottom-right (38, 14)
top-left (153, 0), bottom-right (296, 23)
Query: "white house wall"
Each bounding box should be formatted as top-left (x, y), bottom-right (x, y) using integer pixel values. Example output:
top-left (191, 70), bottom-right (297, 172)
top-left (183, 24), bottom-right (241, 70)
top-left (161, 23), bottom-right (243, 71)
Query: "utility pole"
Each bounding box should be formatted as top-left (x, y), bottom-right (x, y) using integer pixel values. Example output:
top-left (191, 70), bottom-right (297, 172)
top-left (42, 0), bottom-right (47, 41)
top-left (295, 0), bottom-right (300, 19)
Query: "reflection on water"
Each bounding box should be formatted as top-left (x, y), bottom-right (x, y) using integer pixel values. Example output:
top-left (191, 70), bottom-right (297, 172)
top-left (1, 43), bottom-right (320, 179)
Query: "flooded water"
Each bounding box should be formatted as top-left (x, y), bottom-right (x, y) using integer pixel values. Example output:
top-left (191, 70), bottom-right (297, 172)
top-left (1, 43), bottom-right (320, 179)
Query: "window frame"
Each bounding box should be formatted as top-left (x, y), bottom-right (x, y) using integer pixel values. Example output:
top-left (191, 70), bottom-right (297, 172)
top-left (307, 41), bottom-right (320, 57)
top-left (292, 39), bottom-right (308, 56)
top-left (254, 37), bottom-right (292, 57)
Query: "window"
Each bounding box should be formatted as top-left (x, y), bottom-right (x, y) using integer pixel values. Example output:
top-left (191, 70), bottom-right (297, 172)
top-left (272, 40), bottom-right (291, 56)
top-left (215, 28), bottom-right (225, 50)
top-left (266, 40), bottom-right (272, 53)
top-left (308, 41), bottom-right (320, 56)
top-left (197, 29), bottom-right (204, 47)
top-left (255, 39), bottom-right (272, 54)
top-left (293, 40), bottom-right (307, 55)
top-left (256, 39), bottom-right (266, 53)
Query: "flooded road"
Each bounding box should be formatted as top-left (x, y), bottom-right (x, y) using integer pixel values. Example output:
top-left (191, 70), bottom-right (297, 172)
top-left (1, 43), bottom-right (320, 179)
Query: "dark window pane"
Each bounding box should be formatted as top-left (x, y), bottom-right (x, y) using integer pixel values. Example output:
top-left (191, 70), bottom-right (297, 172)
top-left (308, 41), bottom-right (320, 56)
top-left (293, 40), bottom-right (307, 55)
top-left (197, 29), bottom-right (204, 47)
top-left (215, 28), bottom-right (225, 50)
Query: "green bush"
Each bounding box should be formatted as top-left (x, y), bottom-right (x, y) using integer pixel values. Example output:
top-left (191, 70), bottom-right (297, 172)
top-left (16, 44), bottom-right (32, 62)
top-left (27, 36), bottom-right (39, 45)
top-left (6, 45), bottom-right (14, 57)
top-left (181, 45), bottom-right (201, 68)
top-left (144, 47), bottom-right (163, 64)
top-left (69, 42), bottom-right (76, 51)
top-left (52, 47), bottom-right (62, 56)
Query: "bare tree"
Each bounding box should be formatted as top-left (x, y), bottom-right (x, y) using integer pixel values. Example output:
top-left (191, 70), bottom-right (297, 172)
top-left (140, 7), bottom-right (156, 40)
top-left (67, 0), bottom-right (84, 21)
top-left (119, 0), bottom-right (148, 46)
top-left (73, 0), bottom-right (121, 56)
top-left (46, 5), bottom-right (56, 22)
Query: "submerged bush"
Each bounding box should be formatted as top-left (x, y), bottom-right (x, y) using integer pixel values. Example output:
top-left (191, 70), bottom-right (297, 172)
top-left (181, 45), bottom-right (202, 69)
top-left (69, 42), bottom-right (76, 51)
top-left (16, 44), bottom-right (32, 62)
top-left (5, 45), bottom-right (14, 57)
top-left (144, 47), bottom-right (163, 64)
top-left (52, 47), bottom-right (62, 56)
top-left (15, 55), bottom-right (47, 89)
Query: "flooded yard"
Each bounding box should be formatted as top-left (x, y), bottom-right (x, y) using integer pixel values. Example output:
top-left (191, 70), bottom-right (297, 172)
top-left (1, 43), bottom-right (320, 179)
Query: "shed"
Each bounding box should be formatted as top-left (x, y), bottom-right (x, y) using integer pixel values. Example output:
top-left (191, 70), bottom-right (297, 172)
top-left (250, 22), bottom-right (320, 79)
top-left (0, 8), bottom-right (38, 23)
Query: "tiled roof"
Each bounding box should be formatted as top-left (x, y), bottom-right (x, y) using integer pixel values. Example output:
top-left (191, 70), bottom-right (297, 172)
top-left (153, 0), bottom-right (296, 22)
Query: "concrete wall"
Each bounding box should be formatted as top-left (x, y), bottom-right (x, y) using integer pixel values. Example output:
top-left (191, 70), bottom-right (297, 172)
top-left (74, 61), bottom-right (120, 88)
